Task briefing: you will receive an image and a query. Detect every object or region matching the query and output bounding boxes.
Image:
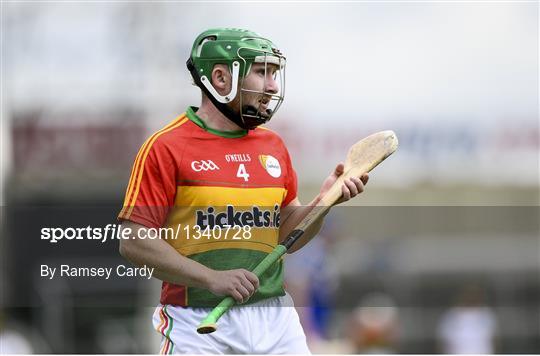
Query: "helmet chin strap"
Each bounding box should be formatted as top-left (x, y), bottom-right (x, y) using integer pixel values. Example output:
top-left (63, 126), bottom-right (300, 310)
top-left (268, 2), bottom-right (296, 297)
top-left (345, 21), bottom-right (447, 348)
top-left (241, 105), bottom-right (272, 128)
top-left (187, 58), bottom-right (269, 130)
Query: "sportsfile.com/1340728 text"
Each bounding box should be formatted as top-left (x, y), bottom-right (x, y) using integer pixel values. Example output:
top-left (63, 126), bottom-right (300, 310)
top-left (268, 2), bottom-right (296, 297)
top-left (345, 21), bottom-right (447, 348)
top-left (40, 224), bottom-right (253, 244)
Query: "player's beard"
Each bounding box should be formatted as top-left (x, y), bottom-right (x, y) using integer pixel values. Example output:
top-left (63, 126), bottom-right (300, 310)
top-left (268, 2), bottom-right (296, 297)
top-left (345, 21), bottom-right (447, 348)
top-left (242, 91), bottom-right (273, 117)
top-left (226, 92), bottom-right (272, 129)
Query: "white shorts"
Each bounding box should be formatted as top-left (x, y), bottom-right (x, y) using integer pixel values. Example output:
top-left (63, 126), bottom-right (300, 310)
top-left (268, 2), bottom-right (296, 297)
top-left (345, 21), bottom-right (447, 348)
top-left (152, 293), bottom-right (310, 354)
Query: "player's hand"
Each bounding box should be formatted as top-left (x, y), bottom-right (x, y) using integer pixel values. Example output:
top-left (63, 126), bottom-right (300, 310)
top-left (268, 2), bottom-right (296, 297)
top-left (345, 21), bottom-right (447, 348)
top-left (319, 163), bottom-right (369, 205)
top-left (206, 269), bottom-right (259, 304)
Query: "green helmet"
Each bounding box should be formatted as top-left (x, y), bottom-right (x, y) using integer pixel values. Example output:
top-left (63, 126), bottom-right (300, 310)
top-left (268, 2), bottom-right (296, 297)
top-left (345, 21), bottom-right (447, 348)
top-left (186, 28), bottom-right (286, 130)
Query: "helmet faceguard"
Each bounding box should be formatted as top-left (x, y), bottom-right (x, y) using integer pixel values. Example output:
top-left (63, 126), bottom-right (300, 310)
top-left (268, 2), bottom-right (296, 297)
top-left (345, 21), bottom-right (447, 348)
top-left (187, 28), bottom-right (286, 130)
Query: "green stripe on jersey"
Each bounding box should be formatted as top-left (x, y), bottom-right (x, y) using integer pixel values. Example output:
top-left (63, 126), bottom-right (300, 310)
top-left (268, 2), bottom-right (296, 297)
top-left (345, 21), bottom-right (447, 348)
top-left (187, 248), bottom-right (285, 307)
top-left (186, 106), bottom-right (248, 138)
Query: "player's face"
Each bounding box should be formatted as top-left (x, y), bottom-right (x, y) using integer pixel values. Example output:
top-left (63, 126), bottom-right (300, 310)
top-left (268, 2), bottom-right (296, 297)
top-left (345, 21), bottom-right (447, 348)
top-left (237, 63), bottom-right (281, 117)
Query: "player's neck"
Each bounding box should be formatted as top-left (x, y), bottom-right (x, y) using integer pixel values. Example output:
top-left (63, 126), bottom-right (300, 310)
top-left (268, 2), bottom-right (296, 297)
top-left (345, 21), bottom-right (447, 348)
top-left (196, 101), bottom-right (244, 132)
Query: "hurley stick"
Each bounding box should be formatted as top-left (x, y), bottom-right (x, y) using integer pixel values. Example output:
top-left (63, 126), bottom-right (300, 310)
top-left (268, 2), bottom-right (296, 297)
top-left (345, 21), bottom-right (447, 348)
top-left (197, 130), bottom-right (399, 334)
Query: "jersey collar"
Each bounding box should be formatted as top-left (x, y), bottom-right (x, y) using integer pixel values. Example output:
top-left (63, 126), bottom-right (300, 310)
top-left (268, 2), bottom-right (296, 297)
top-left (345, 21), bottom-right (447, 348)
top-left (186, 106), bottom-right (248, 138)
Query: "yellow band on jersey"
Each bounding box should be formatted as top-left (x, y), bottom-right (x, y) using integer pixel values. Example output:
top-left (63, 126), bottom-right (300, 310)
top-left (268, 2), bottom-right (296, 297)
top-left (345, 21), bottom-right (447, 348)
top-left (173, 186), bottom-right (287, 206)
top-left (164, 186), bottom-right (285, 255)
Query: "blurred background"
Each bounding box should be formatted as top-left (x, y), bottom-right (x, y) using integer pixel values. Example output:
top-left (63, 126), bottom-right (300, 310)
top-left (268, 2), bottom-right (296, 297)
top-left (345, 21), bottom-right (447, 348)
top-left (1, 2), bottom-right (538, 353)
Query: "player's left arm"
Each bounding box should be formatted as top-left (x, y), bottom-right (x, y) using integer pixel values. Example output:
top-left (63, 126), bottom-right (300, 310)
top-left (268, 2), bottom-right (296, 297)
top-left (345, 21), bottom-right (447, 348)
top-left (278, 163), bottom-right (369, 253)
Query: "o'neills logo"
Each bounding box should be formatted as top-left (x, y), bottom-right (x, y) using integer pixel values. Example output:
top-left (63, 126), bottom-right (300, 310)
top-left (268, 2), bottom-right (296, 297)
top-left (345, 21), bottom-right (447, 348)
top-left (259, 155), bottom-right (281, 178)
top-left (225, 153), bottom-right (251, 163)
top-left (196, 205), bottom-right (280, 228)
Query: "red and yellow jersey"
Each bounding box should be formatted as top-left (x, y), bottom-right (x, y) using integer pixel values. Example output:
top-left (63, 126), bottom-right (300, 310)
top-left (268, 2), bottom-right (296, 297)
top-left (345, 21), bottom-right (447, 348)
top-left (118, 107), bottom-right (297, 307)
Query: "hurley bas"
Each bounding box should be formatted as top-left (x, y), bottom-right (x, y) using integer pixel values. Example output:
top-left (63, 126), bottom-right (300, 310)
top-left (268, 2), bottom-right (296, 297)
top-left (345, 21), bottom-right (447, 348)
top-left (41, 264), bottom-right (154, 280)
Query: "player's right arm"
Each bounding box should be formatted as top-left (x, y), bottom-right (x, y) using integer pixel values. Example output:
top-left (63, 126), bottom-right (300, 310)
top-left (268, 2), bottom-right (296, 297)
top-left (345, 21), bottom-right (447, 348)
top-left (119, 220), bottom-right (259, 303)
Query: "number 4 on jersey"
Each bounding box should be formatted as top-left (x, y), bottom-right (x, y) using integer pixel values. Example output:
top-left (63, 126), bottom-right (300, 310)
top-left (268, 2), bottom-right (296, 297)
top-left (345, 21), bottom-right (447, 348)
top-left (236, 164), bottom-right (250, 181)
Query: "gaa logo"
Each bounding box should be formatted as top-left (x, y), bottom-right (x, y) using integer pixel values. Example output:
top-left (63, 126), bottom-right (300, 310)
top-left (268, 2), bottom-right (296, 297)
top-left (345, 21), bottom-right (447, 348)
top-left (191, 160), bottom-right (220, 172)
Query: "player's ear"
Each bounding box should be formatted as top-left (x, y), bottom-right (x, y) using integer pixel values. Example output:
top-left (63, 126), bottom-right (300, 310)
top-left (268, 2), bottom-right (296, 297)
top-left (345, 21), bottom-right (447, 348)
top-left (211, 64), bottom-right (231, 94)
